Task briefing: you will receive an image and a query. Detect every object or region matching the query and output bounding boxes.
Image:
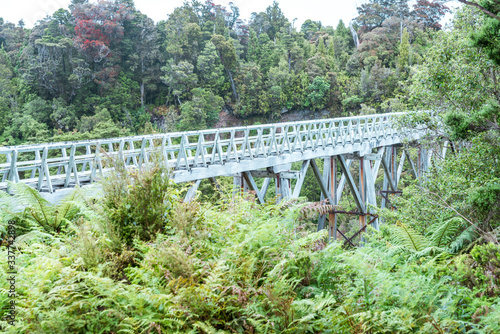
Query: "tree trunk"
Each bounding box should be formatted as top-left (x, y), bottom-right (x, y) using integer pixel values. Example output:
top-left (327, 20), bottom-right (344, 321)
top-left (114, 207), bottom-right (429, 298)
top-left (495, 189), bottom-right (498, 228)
top-left (140, 80), bottom-right (145, 107)
top-left (227, 69), bottom-right (239, 103)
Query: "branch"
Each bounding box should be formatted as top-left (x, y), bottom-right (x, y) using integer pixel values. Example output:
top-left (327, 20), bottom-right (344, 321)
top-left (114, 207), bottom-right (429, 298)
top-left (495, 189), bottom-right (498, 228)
top-left (457, 0), bottom-right (500, 21)
top-left (421, 188), bottom-right (483, 232)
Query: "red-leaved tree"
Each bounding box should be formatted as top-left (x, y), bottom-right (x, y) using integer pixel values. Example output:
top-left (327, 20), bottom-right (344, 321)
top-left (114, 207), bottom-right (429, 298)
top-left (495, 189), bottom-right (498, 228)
top-left (72, 0), bottom-right (132, 88)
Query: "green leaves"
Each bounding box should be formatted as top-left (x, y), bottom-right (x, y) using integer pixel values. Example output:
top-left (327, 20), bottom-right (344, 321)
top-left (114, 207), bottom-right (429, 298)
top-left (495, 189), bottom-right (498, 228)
top-left (305, 76), bottom-right (331, 111)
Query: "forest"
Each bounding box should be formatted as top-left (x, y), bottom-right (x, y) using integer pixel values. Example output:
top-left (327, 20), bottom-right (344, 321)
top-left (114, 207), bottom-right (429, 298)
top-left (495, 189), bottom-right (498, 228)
top-left (0, 0), bottom-right (452, 144)
top-left (1, 0), bottom-right (500, 333)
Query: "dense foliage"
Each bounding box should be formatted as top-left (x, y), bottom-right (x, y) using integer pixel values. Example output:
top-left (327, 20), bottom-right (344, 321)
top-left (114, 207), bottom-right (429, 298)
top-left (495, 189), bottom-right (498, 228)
top-left (0, 0), bottom-right (449, 145)
top-left (0, 153), bottom-right (499, 333)
top-left (2, 0), bottom-right (500, 333)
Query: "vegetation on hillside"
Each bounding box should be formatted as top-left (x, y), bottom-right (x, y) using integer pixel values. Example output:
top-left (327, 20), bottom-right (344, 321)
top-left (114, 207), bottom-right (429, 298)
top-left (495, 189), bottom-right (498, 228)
top-left (0, 0), bottom-right (449, 145)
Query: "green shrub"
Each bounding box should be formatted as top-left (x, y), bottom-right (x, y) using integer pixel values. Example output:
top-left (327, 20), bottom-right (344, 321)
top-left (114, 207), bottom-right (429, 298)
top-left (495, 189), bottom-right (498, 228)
top-left (100, 158), bottom-right (178, 246)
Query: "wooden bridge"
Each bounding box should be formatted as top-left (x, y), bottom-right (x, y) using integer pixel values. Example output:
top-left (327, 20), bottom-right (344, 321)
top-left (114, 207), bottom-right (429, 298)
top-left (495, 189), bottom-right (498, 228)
top-left (1, 112), bottom-right (446, 240)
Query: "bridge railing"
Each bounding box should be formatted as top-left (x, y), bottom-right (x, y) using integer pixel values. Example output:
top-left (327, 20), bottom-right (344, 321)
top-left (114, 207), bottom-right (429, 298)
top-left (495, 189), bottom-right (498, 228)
top-left (0, 112), bottom-right (422, 192)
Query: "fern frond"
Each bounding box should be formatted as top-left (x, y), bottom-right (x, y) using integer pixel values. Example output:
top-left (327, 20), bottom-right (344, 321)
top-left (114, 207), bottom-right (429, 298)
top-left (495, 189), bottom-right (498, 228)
top-left (8, 181), bottom-right (55, 227)
top-left (428, 217), bottom-right (463, 248)
top-left (15, 230), bottom-right (54, 248)
top-left (300, 201), bottom-right (343, 220)
top-left (448, 225), bottom-right (477, 253)
top-left (193, 321), bottom-right (229, 334)
top-left (391, 221), bottom-right (429, 252)
top-left (56, 187), bottom-right (83, 220)
top-left (412, 246), bottom-right (447, 259)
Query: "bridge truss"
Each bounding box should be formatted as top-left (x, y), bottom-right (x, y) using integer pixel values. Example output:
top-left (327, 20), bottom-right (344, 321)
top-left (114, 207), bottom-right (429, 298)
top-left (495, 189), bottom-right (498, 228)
top-left (1, 112), bottom-right (449, 241)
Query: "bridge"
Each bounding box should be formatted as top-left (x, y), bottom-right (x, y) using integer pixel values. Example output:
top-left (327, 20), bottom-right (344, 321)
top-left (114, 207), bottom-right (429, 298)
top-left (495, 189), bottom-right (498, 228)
top-left (1, 112), bottom-right (446, 241)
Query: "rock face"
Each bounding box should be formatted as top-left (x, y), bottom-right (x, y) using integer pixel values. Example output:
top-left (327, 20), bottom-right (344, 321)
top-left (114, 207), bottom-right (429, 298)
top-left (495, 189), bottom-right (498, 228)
top-left (214, 108), bottom-right (334, 129)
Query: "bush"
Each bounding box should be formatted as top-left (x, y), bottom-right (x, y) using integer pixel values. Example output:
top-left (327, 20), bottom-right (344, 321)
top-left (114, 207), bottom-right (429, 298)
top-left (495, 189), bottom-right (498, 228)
top-left (100, 157), bottom-right (177, 246)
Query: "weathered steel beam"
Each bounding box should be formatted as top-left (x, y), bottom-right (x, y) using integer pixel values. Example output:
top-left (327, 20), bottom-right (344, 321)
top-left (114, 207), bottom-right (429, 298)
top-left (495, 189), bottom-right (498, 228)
top-left (338, 155), bottom-right (365, 213)
top-left (184, 179), bottom-right (202, 202)
top-left (243, 171), bottom-right (265, 204)
top-left (310, 158), bottom-right (334, 206)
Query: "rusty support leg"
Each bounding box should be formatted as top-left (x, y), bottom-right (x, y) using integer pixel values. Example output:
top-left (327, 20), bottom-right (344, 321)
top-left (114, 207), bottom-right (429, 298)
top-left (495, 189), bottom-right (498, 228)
top-left (329, 156), bottom-right (337, 241)
top-left (359, 157), bottom-right (366, 238)
top-left (275, 173), bottom-right (281, 202)
top-left (318, 158), bottom-right (330, 231)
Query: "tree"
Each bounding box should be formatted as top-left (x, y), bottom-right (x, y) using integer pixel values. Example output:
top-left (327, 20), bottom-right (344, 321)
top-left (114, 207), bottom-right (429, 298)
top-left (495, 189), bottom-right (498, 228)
top-left (249, 1), bottom-right (289, 41)
top-left (317, 36), bottom-right (326, 55)
top-left (305, 76), bottom-right (330, 111)
top-left (178, 88), bottom-right (223, 130)
top-left (123, 13), bottom-right (160, 107)
top-left (397, 27), bottom-right (410, 74)
top-left (301, 19), bottom-right (320, 40)
top-left (0, 51), bottom-right (17, 137)
top-left (197, 41), bottom-right (227, 96)
top-left (235, 62), bottom-right (266, 116)
top-left (161, 60), bottom-right (198, 105)
top-left (211, 34), bottom-right (239, 102)
top-left (355, 0), bottom-right (410, 33)
top-left (412, 0), bottom-right (450, 30)
top-left (161, 5), bottom-right (202, 63)
top-left (467, 1), bottom-right (500, 66)
top-left (72, 0), bottom-right (132, 89)
top-left (409, 5), bottom-right (500, 138)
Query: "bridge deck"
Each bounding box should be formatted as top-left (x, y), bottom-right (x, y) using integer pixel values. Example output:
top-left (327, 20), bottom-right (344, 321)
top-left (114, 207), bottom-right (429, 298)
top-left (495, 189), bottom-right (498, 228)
top-left (0, 112), bottom-right (423, 193)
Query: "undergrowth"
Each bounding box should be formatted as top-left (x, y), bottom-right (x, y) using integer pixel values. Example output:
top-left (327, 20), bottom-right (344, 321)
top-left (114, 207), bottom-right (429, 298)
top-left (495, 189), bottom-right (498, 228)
top-left (1, 162), bottom-right (499, 333)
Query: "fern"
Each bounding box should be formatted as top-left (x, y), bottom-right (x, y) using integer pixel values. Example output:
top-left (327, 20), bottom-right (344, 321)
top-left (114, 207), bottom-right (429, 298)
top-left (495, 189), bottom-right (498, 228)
top-left (300, 201), bottom-right (343, 220)
top-left (448, 225), bottom-right (476, 253)
top-left (3, 182), bottom-right (90, 237)
top-left (390, 221), bottom-right (429, 252)
top-left (428, 217), bottom-right (463, 248)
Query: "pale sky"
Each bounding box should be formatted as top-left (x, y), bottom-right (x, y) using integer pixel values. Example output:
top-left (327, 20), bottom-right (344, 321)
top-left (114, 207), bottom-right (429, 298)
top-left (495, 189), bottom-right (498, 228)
top-left (1, 0), bottom-right (460, 29)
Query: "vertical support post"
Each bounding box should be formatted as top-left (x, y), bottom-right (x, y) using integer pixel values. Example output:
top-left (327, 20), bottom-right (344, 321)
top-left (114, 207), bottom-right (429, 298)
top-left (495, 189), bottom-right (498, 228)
top-left (418, 147), bottom-right (421, 179)
top-left (8, 150), bottom-right (19, 183)
top-left (275, 173), bottom-right (281, 202)
top-left (57, 147), bottom-right (68, 175)
top-left (381, 146), bottom-right (395, 211)
top-left (184, 179), bottom-right (201, 202)
top-left (38, 147), bottom-right (53, 193)
top-left (65, 144), bottom-right (80, 187)
top-left (363, 157), bottom-right (378, 229)
top-left (261, 178), bottom-right (271, 200)
top-left (90, 142), bottom-right (103, 183)
top-left (359, 157), bottom-right (366, 233)
top-left (233, 173), bottom-right (242, 196)
top-left (318, 157), bottom-right (330, 231)
top-left (81, 145), bottom-right (91, 173)
top-left (328, 156), bottom-right (337, 241)
top-left (30, 150), bottom-right (41, 179)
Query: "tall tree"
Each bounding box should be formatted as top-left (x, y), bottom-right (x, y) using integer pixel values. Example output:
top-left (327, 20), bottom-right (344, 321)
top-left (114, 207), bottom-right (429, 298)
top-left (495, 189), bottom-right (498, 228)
top-left (123, 13), bottom-right (160, 107)
top-left (412, 0), bottom-right (450, 30)
top-left (72, 0), bottom-right (132, 90)
top-left (211, 34), bottom-right (239, 102)
top-left (355, 0), bottom-right (410, 33)
top-left (161, 60), bottom-right (198, 105)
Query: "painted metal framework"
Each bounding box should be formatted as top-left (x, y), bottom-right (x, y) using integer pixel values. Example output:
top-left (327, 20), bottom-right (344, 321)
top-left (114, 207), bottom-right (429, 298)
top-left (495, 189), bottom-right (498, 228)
top-left (1, 112), bottom-right (423, 191)
top-left (1, 112), bottom-right (446, 238)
